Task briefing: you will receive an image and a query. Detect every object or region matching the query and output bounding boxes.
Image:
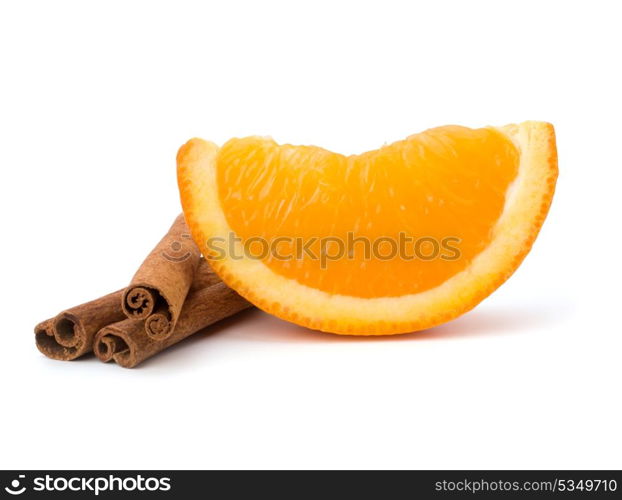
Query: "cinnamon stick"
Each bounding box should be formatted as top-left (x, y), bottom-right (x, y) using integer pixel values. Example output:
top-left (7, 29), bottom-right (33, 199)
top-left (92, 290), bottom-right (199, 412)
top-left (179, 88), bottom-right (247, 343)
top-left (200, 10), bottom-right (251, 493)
top-left (35, 259), bottom-right (219, 361)
top-left (35, 290), bottom-right (126, 361)
top-left (95, 282), bottom-right (251, 368)
top-left (122, 214), bottom-right (201, 340)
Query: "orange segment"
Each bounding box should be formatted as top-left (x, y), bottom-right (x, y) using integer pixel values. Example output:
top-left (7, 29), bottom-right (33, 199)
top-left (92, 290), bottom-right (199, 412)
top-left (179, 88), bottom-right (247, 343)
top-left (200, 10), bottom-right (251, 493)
top-left (216, 126), bottom-right (520, 298)
top-left (177, 121), bottom-right (557, 335)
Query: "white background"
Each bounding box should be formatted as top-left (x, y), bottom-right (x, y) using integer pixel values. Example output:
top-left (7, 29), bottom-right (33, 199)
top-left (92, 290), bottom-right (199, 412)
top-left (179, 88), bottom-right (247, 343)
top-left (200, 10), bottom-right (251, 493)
top-left (1, 0), bottom-right (620, 469)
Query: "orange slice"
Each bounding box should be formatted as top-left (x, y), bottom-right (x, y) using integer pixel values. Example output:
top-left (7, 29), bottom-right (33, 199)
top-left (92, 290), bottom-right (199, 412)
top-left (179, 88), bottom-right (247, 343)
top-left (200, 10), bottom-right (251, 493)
top-left (177, 121), bottom-right (557, 335)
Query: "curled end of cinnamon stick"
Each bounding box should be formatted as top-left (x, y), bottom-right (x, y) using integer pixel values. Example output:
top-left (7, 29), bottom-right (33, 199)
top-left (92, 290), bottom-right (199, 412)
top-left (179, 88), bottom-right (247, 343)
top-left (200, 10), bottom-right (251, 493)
top-left (123, 286), bottom-right (176, 341)
top-left (53, 312), bottom-right (85, 348)
top-left (122, 286), bottom-right (159, 319)
top-left (144, 311), bottom-right (172, 340)
top-left (94, 328), bottom-right (136, 368)
top-left (34, 290), bottom-right (126, 361)
top-left (35, 318), bottom-right (81, 361)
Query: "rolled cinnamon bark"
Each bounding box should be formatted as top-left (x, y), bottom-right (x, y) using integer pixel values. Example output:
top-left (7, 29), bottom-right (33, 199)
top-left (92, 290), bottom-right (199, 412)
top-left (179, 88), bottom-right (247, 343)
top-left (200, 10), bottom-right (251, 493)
top-left (190, 259), bottom-right (221, 291)
top-left (96, 282), bottom-right (251, 368)
top-left (122, 214), bottom-right (201, 340)
top-left (34, 259), bottom-right (219, 362)
top-left (35, 290), bottom-right (126, 361)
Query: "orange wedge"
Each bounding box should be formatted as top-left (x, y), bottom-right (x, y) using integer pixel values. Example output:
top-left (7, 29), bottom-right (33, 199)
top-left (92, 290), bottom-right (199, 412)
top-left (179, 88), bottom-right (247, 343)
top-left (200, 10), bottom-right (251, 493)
top-left (177, 121), bottom-right (557, 335)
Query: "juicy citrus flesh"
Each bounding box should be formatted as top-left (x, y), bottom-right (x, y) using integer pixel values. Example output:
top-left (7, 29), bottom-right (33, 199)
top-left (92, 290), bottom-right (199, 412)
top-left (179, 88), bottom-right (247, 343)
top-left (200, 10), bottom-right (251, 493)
top-left (178, 121), bottom-right (557, 335)
top-left (217, 126), bottom-right (519, 298)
